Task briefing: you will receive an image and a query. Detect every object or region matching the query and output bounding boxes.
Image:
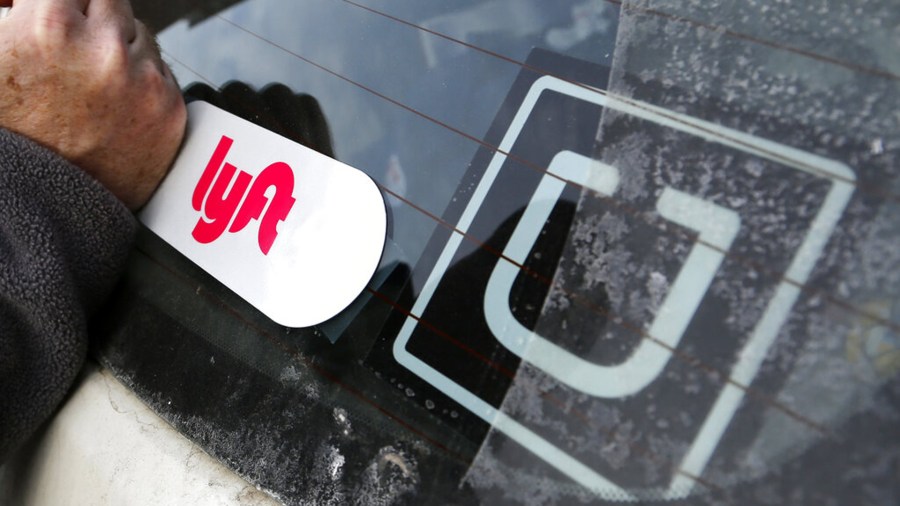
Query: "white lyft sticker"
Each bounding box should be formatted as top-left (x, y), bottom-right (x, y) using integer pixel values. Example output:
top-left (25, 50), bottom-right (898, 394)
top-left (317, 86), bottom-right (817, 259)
top-left (140, 101), bottom-right (387, 328)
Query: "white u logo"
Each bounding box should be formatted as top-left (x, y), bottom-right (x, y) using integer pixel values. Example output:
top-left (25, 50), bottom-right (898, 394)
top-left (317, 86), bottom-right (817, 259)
top-left (483, 150), bottom-right (741, 398)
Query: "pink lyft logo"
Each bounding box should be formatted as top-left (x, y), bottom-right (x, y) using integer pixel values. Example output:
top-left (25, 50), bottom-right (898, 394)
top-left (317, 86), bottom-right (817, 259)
top-left (191, 135), bottom-right (296, 255)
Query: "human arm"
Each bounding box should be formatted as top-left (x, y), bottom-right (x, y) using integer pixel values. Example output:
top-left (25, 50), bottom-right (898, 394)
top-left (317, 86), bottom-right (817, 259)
top-left (0, 128), bottom-right (137, 463)
top-left (0, 0), bottom-right (186, 461)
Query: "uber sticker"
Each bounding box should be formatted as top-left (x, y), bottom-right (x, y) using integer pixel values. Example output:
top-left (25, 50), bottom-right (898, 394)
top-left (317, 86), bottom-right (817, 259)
top-left (141, 101), bottom-right (387, 328)
top-left (379, 49), bottom-right (855, 500)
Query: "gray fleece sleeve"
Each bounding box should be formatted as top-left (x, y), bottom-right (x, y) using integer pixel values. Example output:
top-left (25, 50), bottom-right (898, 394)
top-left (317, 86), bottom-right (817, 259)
top-left (0, 128), bottom-right (137, 463)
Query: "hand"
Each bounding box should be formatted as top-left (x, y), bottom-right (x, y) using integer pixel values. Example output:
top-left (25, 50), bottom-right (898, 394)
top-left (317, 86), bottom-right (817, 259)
top-left (0, 0), bottom-right (186, 210)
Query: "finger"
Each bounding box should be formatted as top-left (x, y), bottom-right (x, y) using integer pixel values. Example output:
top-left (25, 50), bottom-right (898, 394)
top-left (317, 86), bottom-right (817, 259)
top-left (129, 21), bottom-right (166, 74)
top-left (30, 0), bottom-right (90, 14)
top-left (87, 0), bottom-right (135, 22)
top-left (86, 0), bottom-right (136, 42)
top-left (6, 0), bottom-right (89, 28)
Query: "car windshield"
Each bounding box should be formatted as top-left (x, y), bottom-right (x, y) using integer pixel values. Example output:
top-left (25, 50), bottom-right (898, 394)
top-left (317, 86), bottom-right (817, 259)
top-left (96, 1), bottom-right (899, 504)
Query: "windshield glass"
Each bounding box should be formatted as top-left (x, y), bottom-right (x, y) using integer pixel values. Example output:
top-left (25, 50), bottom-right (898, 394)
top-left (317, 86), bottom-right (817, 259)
top-left (96, 1), bottom-right (899, 504)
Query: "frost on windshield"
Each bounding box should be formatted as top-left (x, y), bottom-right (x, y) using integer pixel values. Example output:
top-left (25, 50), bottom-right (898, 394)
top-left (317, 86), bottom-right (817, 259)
top-left (466, 0), bottom-right (899, 503)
